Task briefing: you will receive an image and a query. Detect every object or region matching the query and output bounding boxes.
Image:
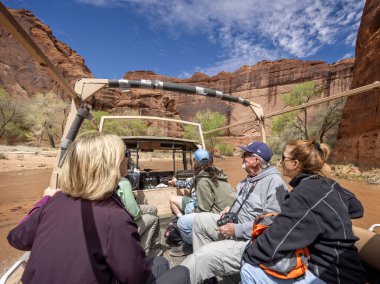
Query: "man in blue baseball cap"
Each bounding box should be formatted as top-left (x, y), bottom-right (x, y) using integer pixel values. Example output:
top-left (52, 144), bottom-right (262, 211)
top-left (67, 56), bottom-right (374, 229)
top-left (239, 141), bottom-right (273, 163)
top-left (180, 141), bottom-right (288, 283)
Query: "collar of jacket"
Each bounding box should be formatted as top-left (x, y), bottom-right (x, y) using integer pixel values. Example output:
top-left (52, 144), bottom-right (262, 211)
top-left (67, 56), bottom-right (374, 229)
top-left (246, 166), bottom-right (280, 183)
top-left (196, 169), bottom-right (228, 181)
top-left (289, 172), bottom-right (319, 188)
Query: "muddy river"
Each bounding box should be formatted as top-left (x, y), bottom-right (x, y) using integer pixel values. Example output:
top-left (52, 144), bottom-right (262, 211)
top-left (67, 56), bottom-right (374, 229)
top-left (0, 156), bottom-right (379, 273)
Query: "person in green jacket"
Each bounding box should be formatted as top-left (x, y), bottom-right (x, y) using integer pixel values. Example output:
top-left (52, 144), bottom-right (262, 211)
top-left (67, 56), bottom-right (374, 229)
top-left (117, 177), bottom-right (161, 255)
top-left (170, 149), bottom-right (235, 257)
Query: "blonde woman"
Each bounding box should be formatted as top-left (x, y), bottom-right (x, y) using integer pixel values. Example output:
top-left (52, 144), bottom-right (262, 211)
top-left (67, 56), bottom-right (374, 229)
top-left (7, 132), bottom-right (176, 284)
top-left (241, 139), bottom-right (365, 284)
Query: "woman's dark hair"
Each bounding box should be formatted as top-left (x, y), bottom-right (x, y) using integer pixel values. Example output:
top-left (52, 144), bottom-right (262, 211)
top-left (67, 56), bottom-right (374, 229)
top-left (194, 161), bottom-right (221, 186)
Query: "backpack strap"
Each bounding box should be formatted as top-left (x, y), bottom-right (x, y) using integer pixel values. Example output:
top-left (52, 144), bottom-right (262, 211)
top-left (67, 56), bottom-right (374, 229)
top-left (249, 213), bottom-right (310, 280)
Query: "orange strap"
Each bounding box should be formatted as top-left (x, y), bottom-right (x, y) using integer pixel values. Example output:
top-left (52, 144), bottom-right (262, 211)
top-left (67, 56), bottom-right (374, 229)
top-left (250, 213), bottom-right (310, 280)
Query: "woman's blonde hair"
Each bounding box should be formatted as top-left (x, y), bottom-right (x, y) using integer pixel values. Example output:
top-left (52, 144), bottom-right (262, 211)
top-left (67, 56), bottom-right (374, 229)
top-left (287, 138), bottom-right (330, 176)
top-left (60, 132), bottom-right (125, 200)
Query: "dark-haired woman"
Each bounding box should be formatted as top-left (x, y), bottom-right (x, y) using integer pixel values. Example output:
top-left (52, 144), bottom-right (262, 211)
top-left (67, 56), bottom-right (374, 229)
top-left (171, 155), bottom-right (235, 256)
top-left (241, 139), bottom-right (366, 284)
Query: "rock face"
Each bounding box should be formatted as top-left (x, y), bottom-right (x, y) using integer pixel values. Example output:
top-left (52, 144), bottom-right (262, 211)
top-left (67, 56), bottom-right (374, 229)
top-left (0, 8), bottom-right (180, 122)
top-left (1, 8), bottom-right (355, 140)
top-left (331, 0), bottom-right (380, 169)
top-left (124, 59), bottom-right (354, 136)
top-left (0, 9), bottom-right (92, 98)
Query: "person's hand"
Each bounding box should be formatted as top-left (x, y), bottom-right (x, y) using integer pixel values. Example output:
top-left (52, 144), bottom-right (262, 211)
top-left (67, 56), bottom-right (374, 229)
top-left (219, 206), bottom-right (230, 218)
top-left (216, 223), bottom-right (235, 238)
top-left (43, 187), bottom-right (60, 197)
top-left (168, 177), bottom-right (177, 186)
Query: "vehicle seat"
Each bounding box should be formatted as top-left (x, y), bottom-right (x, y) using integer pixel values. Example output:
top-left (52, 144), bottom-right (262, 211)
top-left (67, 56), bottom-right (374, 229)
top-left (0, 252), bottom-right (30, 284)
top-left (353, 225), bottom-right (380, 283)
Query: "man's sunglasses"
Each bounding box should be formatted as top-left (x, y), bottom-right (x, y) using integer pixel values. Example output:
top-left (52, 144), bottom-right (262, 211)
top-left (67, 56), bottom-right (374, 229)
top-left (241, 152), bottom-right (258, 158)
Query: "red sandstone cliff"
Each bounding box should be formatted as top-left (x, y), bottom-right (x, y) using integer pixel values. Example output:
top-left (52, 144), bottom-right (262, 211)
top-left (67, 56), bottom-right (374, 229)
top-left (0, 9), bottom-right (91, 98)
top-left (331, 0), bottom-right (380, 169)
top-left (0, 9), bottom-right (179, 120)
top-left (0, 8), bottom-right (355, 140)
top-left (124, 59), bottom-right (354, 136)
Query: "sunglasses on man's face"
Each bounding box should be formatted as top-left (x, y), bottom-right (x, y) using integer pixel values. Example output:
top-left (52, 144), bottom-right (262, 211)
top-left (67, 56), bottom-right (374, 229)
top-left (241, 152), bottom-right (257, 158)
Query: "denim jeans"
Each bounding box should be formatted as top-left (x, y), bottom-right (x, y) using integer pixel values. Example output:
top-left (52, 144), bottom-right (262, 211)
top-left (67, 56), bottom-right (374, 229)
top-left (184, 201), bottom-right (196, 215)
top-left (177, 213), bottom-right (198, 244)
top-left (241, 263), bottom-right (326, 284)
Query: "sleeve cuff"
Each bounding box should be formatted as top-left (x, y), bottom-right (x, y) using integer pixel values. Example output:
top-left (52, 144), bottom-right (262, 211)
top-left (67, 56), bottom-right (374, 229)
top-left (235, 223), bottom-right (243, 238)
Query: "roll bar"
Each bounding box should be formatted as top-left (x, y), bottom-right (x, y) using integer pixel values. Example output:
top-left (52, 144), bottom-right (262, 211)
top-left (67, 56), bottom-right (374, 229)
top-left (50, 78), bottom-right (266, 189)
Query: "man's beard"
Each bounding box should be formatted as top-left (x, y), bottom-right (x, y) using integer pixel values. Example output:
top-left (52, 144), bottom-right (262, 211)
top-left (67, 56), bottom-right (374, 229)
top-left (241, 161), bottom-right (246, 169)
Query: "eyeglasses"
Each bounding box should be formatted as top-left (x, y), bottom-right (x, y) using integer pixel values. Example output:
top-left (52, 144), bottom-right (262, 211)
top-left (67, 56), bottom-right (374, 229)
top-left (241, 152), bottom-right (258, 158)
top-left (281, 154), bottom-right (294, 162)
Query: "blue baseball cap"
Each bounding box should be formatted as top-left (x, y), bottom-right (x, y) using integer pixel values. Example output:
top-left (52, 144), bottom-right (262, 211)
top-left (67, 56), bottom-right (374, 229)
top-left (239, 141), bottom-right (273, 162)
top-left (194, 149), bottom-right (210, 162)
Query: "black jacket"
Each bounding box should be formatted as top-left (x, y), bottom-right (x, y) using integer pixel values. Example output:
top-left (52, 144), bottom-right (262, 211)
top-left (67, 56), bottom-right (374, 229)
top-left (243, 173), bottom-right (366, 284)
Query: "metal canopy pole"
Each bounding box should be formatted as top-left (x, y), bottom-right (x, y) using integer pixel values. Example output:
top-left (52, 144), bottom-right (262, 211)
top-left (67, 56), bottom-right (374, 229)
top-left (77, 78), bottom-right (267, 142)
top-left (108, 79), bottom-right (252, 106)
top-left (107, 79), bottom-right (266, 141)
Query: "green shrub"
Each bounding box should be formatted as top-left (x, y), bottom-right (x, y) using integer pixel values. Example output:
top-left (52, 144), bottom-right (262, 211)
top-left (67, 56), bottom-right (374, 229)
top-left (215, 143), bottom-right (234, 156)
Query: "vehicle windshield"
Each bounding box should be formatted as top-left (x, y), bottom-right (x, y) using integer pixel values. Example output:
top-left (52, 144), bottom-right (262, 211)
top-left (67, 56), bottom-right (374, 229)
top-left (96, 116), bottom-right (202, 190)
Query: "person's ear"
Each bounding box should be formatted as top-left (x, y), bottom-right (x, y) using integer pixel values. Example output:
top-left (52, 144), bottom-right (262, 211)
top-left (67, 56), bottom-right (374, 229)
top-left (293, 159), bottom-right (301, 170)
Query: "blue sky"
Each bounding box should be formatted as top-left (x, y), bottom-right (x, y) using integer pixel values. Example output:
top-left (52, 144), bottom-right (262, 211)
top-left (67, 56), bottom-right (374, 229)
top-left (3, 0), bottom-right (365, 79)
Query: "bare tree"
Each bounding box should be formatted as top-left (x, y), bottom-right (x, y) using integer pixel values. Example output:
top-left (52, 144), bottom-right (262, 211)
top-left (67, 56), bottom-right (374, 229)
top-left (0, 88), bottom-right (27, 140)
top-left (26, 92), bottom-right (69, 148)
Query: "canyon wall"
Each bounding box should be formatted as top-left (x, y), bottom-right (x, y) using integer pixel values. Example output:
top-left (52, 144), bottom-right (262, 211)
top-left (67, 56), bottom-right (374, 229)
top-left (0, 9), bottom-right (178, 121)
top-left (124, 59), bottom-right (354, 136)
top-left (0, 8), bottom-right (356, 141)
top-left (331, 0), bottom-right (380, 169)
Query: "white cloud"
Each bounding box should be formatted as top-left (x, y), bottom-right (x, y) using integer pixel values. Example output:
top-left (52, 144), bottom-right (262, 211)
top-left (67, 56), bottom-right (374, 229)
top-left (76, 0), bottom-right (118, 6)
top-left (337, 52), bottom-right (354, 62)
top-left (199, 32), bottom-right (279, 74)
top-left (345, 32), bottom-right (357, 46)
top-left (75, 0), bottom-right (365, 75)
top-left (177, 71), bottom-right (193, 79)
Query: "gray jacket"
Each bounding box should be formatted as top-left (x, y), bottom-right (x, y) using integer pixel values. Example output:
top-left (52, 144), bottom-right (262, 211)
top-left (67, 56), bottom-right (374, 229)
top-left (231, 166), bottom-right (288, 240)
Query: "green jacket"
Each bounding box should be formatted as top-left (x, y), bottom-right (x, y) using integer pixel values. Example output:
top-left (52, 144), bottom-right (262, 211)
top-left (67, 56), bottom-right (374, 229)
top-left (116, 177), bottom-right (142, 221)
top-left (195, 169), bottom-right (235, 214)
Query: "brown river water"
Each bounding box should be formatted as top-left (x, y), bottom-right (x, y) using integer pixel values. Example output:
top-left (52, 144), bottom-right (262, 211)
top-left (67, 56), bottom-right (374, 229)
top-left (0, 156), bottom-right (379, 273)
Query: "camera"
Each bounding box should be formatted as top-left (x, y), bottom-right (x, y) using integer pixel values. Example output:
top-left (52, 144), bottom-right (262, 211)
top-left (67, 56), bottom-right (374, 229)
top-left (217, 212), bottom-right (238, 227)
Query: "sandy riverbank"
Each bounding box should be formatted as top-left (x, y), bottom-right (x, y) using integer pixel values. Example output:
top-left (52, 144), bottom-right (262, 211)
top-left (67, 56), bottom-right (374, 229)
top-left (0, 145), bottom-right (57, 173)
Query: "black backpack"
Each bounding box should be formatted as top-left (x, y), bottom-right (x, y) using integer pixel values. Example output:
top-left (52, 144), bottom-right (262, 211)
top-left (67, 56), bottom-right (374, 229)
top-left (164, 216), bottom-right (183, 247)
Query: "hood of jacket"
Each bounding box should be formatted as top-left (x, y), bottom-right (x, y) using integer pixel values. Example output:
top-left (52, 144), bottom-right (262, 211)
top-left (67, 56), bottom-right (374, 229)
top-left (195, 169), bottom-right (229, 182)
top-left (245, 166), bottom-right (282, 183)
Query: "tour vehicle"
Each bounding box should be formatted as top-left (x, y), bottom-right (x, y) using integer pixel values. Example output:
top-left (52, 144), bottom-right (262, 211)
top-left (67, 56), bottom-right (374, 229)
top-left (0, 3), bottom-right (379, 283)
top-left (1, 78), bottom-right (380, 284)
top-left (98, 115), bottom-right (205, 215)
